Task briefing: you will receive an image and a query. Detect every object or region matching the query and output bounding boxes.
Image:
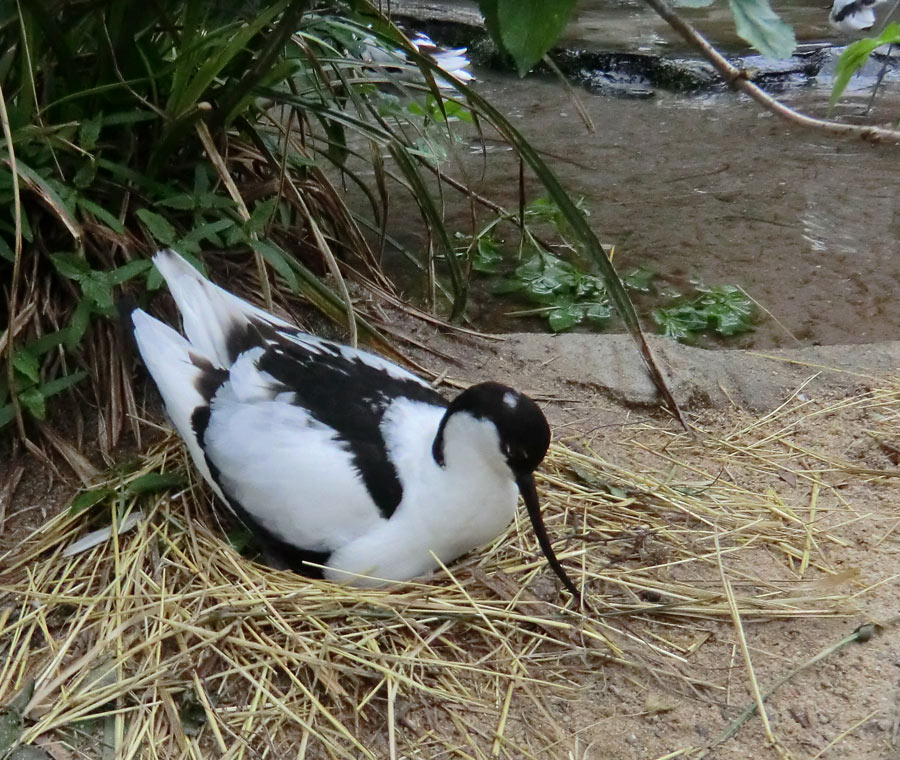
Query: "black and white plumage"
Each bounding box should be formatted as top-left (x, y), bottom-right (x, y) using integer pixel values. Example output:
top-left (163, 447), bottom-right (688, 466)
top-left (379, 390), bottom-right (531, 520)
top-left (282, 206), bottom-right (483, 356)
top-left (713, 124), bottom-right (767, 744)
top-left (359, 31), bottom-right (474, 87)
top-left (830, 0), bottom-right (891, 31)
top-left (127, 250), bottom-right (579, 599)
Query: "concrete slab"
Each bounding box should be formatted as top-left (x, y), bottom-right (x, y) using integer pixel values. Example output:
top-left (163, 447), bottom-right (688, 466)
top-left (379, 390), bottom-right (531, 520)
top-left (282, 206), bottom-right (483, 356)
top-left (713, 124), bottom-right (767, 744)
top-left (502, 334), bottom-right (900, 412)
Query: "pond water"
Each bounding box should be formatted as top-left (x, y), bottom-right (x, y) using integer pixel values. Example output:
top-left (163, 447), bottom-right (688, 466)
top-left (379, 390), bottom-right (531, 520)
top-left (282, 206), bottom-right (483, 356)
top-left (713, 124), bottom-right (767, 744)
top-left (381, 1), bottom-right (900, 348)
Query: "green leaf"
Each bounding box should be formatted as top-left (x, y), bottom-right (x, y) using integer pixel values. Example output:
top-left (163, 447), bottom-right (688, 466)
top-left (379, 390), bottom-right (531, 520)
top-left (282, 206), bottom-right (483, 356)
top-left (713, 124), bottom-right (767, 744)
top-left (181, 219), bottom-right (235, 245)
top-left (12, 159), bottom-right (82, 242)
top-left (575, 274), bottom-right (605, 300)
top-left (50, 252), bottom-right (91, 280)
top-left (830, 24), bottom-right (900, 106)
top-left (106, 259), bottom-right (152, 286)
top-left (653, 305), bottom-right (706, 343)
top-left (40, 370), bottom-right (88, 398)
top-left (548, 304), bottom-right (581, 332)
top-left (27, 329), bottom-right (70, 357)
top-left (728, 0), bottom-right (795, 60)
top-left (67, 301), bottom-right (93, 348)
top-left (126, 472), bottom-right (184, 494)
top-left (251, 239), bottom-right (299, 292)
top-left (524, 196), bottom-right (562, 223)
top-left (81, 272), bottom-right (114, 311)
top-left (79, 114), bottom-right (103, 151)
top-left (73, 162), bottom-right (97, 189)
top-left (581, 301), bottom-right (612, 325)
top-left (0, 404), bottom-right (15, 429)
top-left (156, 193), bottom-right (197, 210)
top-left (18, 209), bottom-right (34, 244)
top-left (624, 267), bottom-right (656, 293)
top-left (247, 197), bottom-right (278, 234)
top-left (486, 0), bottom-right (578, 76)
top-left (520, 257), bottom-right (580, 304)
top-left (70, 488), bottom-right (116, 514)
top-left (12, 349), bottom-right (40, 384)
top-left (146, 267), bottom-right (164, 291)
top-left (77, 197), bottom-right (126, 234)
top-left (136, 209), bottom-right (177, 245)
top-left (493, 277), bottom-right (526, 295)
top-left (19, 387), bottom-right (46, 420)
top-left (473, 235), bottom-right (505, 274)
top-left (322, 118), bottom-right (348, 168)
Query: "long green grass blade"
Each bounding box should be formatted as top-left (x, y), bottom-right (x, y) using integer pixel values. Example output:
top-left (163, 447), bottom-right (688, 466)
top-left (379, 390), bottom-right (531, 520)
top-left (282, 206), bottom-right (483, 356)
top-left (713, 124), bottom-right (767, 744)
top-left (429, 70), bottom-right (685, 422)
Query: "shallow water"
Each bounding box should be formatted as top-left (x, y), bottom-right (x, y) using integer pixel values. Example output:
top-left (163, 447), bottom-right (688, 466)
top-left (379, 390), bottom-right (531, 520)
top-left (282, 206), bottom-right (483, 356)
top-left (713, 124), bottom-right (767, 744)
top-left (567, 0), bottom-right (837, 52)
top-left (379, 2), bottom-right (900, 348)
top-left (453, 75), bottom-right (900, 348)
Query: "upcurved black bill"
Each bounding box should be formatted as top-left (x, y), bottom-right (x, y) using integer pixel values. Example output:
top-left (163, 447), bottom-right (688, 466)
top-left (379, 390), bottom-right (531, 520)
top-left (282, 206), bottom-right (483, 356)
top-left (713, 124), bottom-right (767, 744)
top-left (516, 473), bottom-right (583, 606)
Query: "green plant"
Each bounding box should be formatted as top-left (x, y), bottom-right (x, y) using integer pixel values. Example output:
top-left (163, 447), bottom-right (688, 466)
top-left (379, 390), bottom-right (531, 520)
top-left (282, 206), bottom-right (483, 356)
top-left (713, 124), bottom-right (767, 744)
top-left (653, 284), bottom-right (755, 342)
top-left (496, 251), bottom-right (613, 332)
top-left (829, 23), bottom-right (900, 108)
top-left (2, 0), bottom-right (683, 442)
top-left (0, 2), bottom-right (484, 439)
top-left (457, 197), bottom-right (754, 341)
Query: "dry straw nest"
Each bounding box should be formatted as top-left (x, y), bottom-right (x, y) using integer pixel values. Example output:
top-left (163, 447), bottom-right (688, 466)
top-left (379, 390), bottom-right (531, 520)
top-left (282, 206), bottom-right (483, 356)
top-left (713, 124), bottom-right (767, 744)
top-left (2, 380), bottom-right (897, 759)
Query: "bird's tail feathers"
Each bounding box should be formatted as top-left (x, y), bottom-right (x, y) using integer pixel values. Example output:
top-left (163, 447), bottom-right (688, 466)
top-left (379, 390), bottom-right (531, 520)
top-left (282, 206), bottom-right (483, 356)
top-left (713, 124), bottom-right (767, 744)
top-left (152, 249), bottom-right (290, 366)
top-left (129, 308), bottom-right (225, 499)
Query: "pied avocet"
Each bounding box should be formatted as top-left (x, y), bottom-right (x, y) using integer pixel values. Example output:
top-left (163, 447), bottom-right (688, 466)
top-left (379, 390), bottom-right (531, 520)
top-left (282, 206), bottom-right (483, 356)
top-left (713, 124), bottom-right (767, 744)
top-left (126, 250), bottom-right (580, 600)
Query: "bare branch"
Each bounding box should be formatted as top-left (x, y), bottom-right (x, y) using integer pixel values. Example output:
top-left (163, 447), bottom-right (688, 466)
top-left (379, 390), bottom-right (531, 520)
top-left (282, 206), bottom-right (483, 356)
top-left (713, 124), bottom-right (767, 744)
top-left (643, 0), bottom-right (900, 145)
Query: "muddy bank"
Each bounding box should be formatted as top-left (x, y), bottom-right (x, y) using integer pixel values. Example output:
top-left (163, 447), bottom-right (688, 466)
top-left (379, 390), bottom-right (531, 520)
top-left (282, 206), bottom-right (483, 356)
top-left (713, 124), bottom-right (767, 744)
top-left (372, 67), bottom-right (900, 349)
top-left (363, 1), bottom-right (900, 351)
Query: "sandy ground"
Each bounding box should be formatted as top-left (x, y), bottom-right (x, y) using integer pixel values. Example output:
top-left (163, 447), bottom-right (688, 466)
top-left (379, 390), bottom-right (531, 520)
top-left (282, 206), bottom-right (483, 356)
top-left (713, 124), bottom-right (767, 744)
top-left (1, 324), bottom-right (899, 759)
top-left (387, 325), bottom-right (900, 759)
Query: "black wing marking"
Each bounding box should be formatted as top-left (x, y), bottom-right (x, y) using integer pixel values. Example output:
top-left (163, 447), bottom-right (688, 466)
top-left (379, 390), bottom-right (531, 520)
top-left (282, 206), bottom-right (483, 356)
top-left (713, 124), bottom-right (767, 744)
top-left (833, 0), bottom-right (877, 21)
top-left (255, 336), bottom-right (447, 519)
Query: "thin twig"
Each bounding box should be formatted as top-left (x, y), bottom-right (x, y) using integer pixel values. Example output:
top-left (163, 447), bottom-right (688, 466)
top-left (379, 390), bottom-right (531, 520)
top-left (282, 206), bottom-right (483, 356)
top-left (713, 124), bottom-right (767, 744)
top-left (642, 0), bottom-right (900, 145)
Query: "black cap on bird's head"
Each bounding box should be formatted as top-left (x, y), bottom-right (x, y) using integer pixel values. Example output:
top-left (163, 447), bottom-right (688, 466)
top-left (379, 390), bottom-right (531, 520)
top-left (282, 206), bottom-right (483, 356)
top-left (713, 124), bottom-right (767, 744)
top-left (434, 382), bottom-right (582, 605)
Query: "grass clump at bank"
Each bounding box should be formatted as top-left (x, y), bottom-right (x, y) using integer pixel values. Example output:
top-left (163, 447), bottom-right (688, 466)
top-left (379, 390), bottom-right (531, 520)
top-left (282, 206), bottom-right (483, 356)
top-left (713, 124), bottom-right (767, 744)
top-left (2, 0), bottom-right (682, 445)
top-left (0, 1), bottom-right (482, 442)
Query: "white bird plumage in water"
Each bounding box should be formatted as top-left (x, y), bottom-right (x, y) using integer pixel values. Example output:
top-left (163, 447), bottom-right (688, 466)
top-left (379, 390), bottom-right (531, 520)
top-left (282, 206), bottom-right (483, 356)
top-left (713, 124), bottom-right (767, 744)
top-left (126, 250), bottom-right (579, 600)
top-left (829, 0), bottom-right (892, 31)
top-left (359, 31), bottom-right (474, 87)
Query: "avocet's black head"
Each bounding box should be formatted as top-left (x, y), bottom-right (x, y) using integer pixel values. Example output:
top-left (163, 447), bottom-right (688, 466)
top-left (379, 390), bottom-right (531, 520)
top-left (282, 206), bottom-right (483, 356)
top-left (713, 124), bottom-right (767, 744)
top-left (432, 382), bottom-right (550, 474)
top-left (432, 382), bottom-right (582, 605)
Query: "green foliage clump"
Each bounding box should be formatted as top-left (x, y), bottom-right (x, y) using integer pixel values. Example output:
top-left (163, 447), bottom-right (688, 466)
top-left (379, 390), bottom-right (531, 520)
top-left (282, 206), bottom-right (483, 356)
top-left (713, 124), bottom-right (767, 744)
top-left (0, 1), bottom-right (485, 437)
top-left (460, 197), bottom-right (755, 340)
top-left (495, 252), bottom-right (612, 333)
top-left (653, 285), bottom-right (755, 343)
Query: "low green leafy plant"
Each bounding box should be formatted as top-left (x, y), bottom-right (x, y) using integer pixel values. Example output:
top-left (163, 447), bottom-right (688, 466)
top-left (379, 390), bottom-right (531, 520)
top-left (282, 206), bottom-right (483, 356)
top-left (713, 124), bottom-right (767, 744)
top-left (495, 251), bottom-right (613, 332)
top-left (458, 197), bottom-right (755, 339)
top-left (653, 285), bottom-right (755, 342)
